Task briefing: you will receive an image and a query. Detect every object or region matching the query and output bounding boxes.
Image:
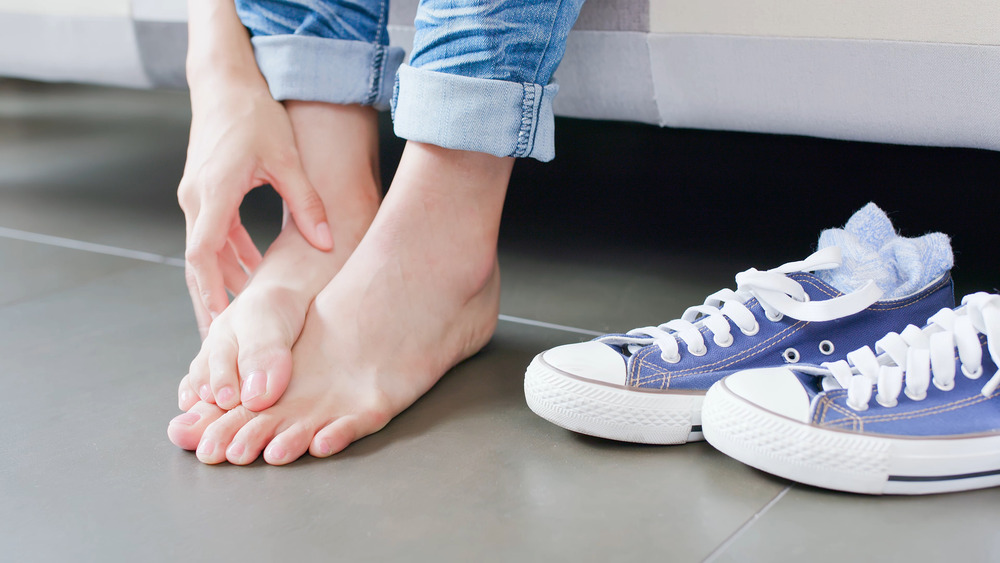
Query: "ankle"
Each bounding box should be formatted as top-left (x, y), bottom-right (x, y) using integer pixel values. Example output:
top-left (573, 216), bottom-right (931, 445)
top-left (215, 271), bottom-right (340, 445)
top-left (394, 142), bottom-right (513, 205)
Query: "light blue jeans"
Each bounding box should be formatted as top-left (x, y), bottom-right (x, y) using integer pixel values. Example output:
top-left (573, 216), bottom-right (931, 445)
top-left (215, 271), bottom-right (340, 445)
top-left (235, 0), bottom-right (584, 161)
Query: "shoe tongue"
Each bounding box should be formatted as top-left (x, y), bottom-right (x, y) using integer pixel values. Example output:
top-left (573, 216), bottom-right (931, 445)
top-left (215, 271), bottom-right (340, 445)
top-left (814, 202), bottom-right (952, 299)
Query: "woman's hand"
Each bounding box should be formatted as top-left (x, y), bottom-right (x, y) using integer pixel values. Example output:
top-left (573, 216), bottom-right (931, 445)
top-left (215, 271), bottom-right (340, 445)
top-left (179, 81), bottom-right (333, 335)
top-left (180, 0), bottom-right (332, 337)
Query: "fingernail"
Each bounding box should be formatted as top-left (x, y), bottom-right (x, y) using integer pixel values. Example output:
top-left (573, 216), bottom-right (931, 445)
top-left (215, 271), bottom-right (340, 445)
top-left (198, 384), bottom-right (212, 402)
top-left (241, 371), bottom-right (267, 402)
top-left (179, 389), bottom-right (193, 405)
top-left (216, 386), bottom-right (235, 405)
top-left (170, 412), bottom-right (200, 426)
top-left (197, 441), bottom-right (215, 456)
top-left (227, 441), bottom-right (245, 459)
top-left (316, 222), bottom-right (333, 249)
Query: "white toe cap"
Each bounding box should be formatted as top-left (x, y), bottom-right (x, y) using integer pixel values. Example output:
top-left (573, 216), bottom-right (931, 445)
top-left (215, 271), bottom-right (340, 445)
top-left (541, 341), bottom-right (628, 386)
top-left (721, 368), bottom-right (812, 423)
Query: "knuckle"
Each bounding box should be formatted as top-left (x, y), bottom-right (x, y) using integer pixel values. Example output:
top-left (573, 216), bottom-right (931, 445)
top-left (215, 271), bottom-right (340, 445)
top-left (200, 288), bottom-right (215, 304)
top-left (272, 147), bottom-right (300, 170)
top-left (184, 246), bottom-right (206, 266)
top-left (299, 190), bottom-right (324, 214)
top-left (177, 179), bottom-right (197, 209)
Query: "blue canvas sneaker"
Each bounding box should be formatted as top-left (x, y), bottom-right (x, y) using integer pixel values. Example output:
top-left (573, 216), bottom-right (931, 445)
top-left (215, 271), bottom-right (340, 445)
top-left (524, 204), bottom-right (954, 444)
top-left (702, 292), bottom-right (1000, 495)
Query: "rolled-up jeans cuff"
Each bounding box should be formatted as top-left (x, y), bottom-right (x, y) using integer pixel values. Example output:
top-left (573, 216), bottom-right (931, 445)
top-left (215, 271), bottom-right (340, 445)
top-left (251, 36), bottom-right (404, 111)
top-left (391, 64), bottom-right (558, 162)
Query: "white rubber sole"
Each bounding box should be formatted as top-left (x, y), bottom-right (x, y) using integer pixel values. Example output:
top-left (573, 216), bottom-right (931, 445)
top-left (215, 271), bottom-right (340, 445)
top-left (523, 353), bottom-right (705, 444)
top-left (702, 379), bottom-right (1000, 495)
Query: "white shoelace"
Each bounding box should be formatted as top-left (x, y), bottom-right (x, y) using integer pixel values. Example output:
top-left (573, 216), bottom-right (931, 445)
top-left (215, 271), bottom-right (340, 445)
top-left (823, 292), bottom-right (1000, 411)
top-left (598, 247), bottom-right (883, 364)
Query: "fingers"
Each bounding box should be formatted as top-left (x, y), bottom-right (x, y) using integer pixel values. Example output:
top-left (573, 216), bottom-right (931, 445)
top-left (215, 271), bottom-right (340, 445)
top-left (228, 221), bottom-right (262, 272)
top-left (184, 266), bottom-right (214, 340)
top-left (268, 156), bottom-right (333, 252)
top-left (219, 243), bottom-right (250, 296)
top-left (186, 195), bottom-right (240, 318)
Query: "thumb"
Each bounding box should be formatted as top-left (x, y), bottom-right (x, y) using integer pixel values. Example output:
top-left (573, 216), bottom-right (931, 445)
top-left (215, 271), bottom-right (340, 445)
top-left (270, 160), bottom-right (333, 251)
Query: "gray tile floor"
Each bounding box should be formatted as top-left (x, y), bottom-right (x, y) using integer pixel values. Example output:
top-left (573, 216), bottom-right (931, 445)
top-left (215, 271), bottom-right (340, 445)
top-left (2, 80), bottom-right (998, 562)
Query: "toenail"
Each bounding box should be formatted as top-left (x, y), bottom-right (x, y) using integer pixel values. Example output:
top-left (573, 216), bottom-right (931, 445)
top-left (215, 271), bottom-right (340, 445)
top-left (216, 386), bottom-right (235, 405)
top-left (198, 384), bottom-right (212, 401)
top-left (227, 442), bottom-right (245, 459)
top-left (197, 441), bottom-right (215, 456)
top-left (267, 444), bottom-right (286, 461)
top-left (318, 440), bottom-right (333, 456)
top-left (170, 412), bottom-right (200, 426)
top-left (241, 371), bottom-right (267, 401)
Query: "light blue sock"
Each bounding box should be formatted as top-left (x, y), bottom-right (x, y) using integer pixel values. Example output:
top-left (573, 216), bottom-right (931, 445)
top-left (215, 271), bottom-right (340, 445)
top-left (815, 203), bottom-right (953, 299)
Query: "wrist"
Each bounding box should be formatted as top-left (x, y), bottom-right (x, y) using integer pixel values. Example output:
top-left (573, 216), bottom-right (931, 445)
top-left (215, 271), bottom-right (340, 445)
top-left (187, 51), bottom-right (263, 88)
top-left (185, 0), bottom-right (265, 94)
top-left (188, 67), bottom-right (272, 113)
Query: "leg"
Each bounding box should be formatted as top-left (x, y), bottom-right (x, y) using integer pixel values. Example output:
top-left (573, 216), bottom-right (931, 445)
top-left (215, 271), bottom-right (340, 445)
top-left (173, 102), bottom-right (380, 416)
top-left (169, 0), bottom-right (403, 419)
top-left (172, 0), bottom-right (585, 464)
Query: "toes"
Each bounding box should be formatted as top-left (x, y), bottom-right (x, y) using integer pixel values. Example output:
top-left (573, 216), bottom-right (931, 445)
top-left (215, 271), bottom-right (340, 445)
top-left (186, 348), bottom-right (214, 405)
top-left (309, 417), bottom-right (359, 458)
top-left (264, 423), bottom-right (313, 466)
top-left (208, 337), bottom-right (241, 410)
top-left (177, 374), bottom-right (200, 411)
top-left (196, 406), bottom-right (256, 464)
top-left (308, 411), bottom-right (389, 458)
top-left (167, 401), bottom-right (226, 451)
top-left (226, 413), bottom-right (282, 465)
top-left (238, 343), bottom-right (293, 412)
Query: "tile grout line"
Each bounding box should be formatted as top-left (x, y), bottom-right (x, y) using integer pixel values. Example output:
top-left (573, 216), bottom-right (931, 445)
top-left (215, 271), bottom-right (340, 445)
top-left (701, 485), bottom-right (793, 563)
top-left (497, 314), bottom-right (603, 336)
top-left (0, 227), bottom-right (604, 337)
top-left (0, 226), bottom-right (185, 267)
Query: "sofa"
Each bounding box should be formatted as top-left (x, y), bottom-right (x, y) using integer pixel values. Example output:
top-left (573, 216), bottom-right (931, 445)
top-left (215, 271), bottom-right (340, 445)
top-left (1, 0), bottom-right (998, 152)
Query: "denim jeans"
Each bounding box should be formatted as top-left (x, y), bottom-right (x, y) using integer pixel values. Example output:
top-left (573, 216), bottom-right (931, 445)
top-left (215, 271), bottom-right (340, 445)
top-left (235, 0), bottom-right (584, 161)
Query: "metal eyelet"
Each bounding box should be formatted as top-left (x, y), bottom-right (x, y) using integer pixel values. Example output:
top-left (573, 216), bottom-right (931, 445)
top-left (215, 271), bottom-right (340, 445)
top-left (765, 310), bottom-right (783, 322)
top-left (688, 344), bottom-right (708, 357)
top-left (962, 364), bottom-right (984, 379)
top-left (740, 322), bottom-right (760, 336)
top-left (714, 333), bottom-right (734, 347)
top-left (819, 340), bottom-right (835, 355)
top-left (782, 347), bottom-right (800, 363)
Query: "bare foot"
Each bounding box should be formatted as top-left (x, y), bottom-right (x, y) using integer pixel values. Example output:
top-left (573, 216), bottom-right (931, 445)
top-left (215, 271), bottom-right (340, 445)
top-left (170, 102), bottom-right (380, 420)
top-left (169, 142), bottom-right (512, 464)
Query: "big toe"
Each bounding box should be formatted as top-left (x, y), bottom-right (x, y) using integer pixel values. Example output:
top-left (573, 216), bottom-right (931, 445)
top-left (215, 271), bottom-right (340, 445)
top-left (167, 401), bottom-right (226, 451)
top-left (238, 345), bottom-right (293, 412)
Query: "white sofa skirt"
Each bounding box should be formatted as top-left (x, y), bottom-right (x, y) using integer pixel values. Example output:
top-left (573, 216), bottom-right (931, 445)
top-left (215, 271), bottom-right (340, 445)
top-left (1, 0), bottom-right (998, 152)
